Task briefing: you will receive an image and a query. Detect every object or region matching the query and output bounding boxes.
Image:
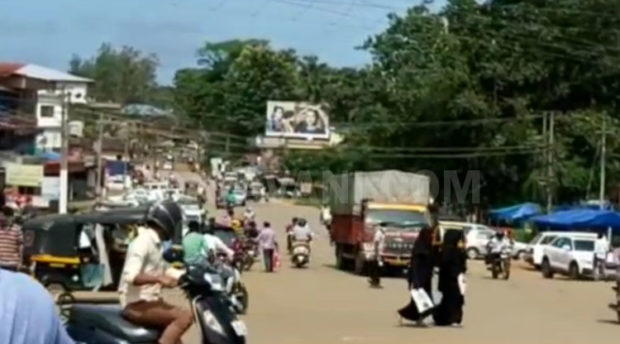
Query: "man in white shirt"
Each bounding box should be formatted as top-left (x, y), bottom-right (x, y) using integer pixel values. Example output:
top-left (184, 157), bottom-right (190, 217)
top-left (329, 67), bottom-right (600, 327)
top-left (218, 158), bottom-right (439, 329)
top-left (595, 233), bottom-right (610, 277)
top-left (369, 224), bottom-right (386, 288)
top-left (118, 202), bottom-right (193, 344)
top-left (292, 218), bottom-right (314, 242)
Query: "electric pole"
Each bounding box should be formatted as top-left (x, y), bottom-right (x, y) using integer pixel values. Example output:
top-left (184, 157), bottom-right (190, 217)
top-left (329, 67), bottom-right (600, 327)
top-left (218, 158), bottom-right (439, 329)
top-left (95, 112), bottom-right (104, 198)
top-left (59, 89), bottom-right (69, 214)
top-left (545, 112), bottom-right (555, 213)
top-left (599, 115), bottom-right (607, 209)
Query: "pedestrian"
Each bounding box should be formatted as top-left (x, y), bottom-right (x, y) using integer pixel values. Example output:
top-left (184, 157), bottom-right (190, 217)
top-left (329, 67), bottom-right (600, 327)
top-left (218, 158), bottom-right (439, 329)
top-left (368, 223), bottom-right (386, 288)
top-left (398, 225), bottom-right (435, 325)
top-left (256, 221), bottom-right (278, 272)
top-left (595, 232), bottom-right (610, 279)
top-left (432, 227), bottom-right (467, 327)
top-left (0, 206), bottom-right (23, 272)
top-left (0, 268), bottom-right (75, 344)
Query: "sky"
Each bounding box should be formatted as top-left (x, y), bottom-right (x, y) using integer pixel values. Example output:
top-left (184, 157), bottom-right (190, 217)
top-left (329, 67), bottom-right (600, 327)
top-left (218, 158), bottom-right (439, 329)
top-left (0, 0), bottom-right (437, 85)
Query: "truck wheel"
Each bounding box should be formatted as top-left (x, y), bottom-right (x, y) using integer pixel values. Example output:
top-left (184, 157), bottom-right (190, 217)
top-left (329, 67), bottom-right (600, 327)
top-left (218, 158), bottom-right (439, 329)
top-left (354, 252), bottom-right (367, 276)
top-left (335, 246), bottom-right (346, 270)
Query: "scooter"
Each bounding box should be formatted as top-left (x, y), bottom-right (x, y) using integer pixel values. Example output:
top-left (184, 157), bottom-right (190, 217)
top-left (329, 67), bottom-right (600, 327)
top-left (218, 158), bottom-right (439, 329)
top-left (228, 264), bottom-right (249, 315)
top-left (64, 263), bottom-right (247, 344)
top-left (291, 242), bottom-right (310, 268)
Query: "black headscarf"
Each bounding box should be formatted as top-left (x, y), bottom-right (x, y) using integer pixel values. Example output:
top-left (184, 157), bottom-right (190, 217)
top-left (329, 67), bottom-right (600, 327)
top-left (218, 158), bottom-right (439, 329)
top-left (438, 229), bottom-right (467, 276)
top-left (412, 225), bottom-right (434, 256)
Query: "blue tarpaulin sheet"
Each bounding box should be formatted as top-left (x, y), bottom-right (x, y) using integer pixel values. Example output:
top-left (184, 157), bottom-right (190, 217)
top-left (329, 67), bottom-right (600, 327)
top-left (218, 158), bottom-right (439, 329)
top-left (489, 203), bottom-right (541, 222)
top-left (532, 209), bottom-right (620, 230)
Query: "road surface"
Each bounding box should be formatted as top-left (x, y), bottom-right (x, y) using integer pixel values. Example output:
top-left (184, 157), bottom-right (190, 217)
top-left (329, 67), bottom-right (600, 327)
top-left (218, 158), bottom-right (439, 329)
top-left (178, 201), bottom-right (619, 344)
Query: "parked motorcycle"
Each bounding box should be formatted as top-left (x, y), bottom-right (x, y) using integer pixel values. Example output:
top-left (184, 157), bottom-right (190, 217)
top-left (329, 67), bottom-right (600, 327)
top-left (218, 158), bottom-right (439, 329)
top-left (64, 263), bottom-right (247, 344)
top-left (291, 242), bottom-right (310, 268)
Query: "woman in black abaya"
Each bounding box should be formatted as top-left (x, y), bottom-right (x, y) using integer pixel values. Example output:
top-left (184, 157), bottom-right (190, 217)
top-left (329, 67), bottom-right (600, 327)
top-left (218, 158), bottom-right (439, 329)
top-left (433, 228), bottom-right (467, 326)
top-left (397, 225), bottom-right (435, 324)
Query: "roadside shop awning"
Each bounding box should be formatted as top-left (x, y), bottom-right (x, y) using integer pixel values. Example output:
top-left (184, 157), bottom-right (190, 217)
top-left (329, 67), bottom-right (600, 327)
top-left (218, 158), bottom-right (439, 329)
top-left (532, 209), bottom-right (620, 231)
top-left (489, 202), bottom-right (541, 222)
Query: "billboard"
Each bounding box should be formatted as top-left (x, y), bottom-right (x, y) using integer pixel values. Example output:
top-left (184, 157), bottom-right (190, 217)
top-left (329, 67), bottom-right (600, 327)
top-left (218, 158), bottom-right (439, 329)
top-left (265, 101), bottom-right (330, 139)
top-left (5, 163), bottom-right (43, 187)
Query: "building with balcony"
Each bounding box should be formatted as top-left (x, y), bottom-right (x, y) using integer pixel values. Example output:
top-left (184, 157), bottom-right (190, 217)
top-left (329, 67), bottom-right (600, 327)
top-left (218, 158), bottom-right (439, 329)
top-left (0, 63), bottom-right (92, 152)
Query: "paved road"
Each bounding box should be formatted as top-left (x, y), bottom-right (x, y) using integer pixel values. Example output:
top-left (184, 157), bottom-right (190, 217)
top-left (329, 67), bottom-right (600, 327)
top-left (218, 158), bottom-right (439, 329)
top-left (179, 201), bottom-right (620, 344)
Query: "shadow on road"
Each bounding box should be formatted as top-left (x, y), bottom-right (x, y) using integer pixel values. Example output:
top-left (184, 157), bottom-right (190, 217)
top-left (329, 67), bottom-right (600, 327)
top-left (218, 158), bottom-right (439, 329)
top-left (596, 319), bottom-right (619, 326)
top-left (321, 263), bottom-right (408, 280)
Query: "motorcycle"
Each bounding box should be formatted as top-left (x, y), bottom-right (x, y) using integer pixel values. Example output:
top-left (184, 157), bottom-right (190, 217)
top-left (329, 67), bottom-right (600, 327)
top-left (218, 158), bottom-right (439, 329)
top-left (64, 263), bottom-right (247, 344)
top-left (291, 242), bottom-right (310, 268)
top-left (488, 247), bottom-right (511, 280)
top-left (228, 264), bottom-right (249, 315)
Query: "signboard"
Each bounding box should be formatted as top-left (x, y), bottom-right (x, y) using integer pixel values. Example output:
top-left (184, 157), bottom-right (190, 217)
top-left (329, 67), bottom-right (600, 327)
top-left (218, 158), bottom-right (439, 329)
top-left (5, 163), bottom-right (43, 187)
top-left (41, 177), bottom-right (60, 200)
top-left (265, 101), bottom-right (330, 139)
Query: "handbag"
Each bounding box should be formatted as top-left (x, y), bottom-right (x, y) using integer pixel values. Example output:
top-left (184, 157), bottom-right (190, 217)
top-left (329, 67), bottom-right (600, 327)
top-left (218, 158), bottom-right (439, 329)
top-left (458, 273), bottom-right (466, 296)
top-left (410, 288), bottom-right (434, 313)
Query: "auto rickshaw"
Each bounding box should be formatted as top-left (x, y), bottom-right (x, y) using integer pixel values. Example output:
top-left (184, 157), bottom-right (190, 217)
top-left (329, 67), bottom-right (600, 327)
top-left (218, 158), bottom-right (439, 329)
top-left (22, 206), bottom-right (150, 296)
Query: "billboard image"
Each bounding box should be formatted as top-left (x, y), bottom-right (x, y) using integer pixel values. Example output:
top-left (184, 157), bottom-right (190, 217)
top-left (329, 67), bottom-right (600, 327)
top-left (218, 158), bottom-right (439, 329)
top-left (265, 101), bottom-right (330, 139)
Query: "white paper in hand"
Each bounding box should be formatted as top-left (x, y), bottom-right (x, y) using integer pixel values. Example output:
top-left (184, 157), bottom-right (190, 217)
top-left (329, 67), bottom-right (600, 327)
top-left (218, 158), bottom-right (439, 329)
top-left (410, 288), bottom-right (434, 313)
top-left (458, 273), bottom-right (466, 295)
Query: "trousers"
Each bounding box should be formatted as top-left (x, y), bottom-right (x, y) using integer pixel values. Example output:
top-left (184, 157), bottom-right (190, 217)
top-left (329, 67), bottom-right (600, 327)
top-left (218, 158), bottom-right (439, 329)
top-left (122, 300), bottom-right (194, 344)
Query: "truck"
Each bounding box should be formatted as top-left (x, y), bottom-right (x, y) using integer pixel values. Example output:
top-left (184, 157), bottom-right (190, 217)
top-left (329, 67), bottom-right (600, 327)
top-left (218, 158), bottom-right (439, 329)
top-left (327, 170), bottom-right (431, 275)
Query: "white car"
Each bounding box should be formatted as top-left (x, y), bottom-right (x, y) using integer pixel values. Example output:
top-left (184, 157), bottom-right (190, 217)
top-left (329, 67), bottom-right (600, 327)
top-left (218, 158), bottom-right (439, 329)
top-left (541, 233), bottom-right (597, 280)
top-left (524, 232), bottom-right (562, 268)
top-left (440, 221), bottom-right (496, 259)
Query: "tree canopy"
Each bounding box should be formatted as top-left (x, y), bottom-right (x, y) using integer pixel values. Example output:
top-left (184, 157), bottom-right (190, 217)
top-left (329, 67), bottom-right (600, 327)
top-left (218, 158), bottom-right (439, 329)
top-left (74, 0), bottom-right (620, 208)
top-left (69, 43), bottom-right (160, 105)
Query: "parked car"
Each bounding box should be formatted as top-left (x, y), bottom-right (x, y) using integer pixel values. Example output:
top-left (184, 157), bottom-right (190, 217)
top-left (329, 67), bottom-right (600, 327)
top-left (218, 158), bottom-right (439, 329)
top-left (440, 221), bottom-right (496, 259)
top-left (541, 233), bottom-right (598, 280)
top-left (524, 232), bottom-right (563, 269)
top-left (512, 240), bottom-right (529, 260)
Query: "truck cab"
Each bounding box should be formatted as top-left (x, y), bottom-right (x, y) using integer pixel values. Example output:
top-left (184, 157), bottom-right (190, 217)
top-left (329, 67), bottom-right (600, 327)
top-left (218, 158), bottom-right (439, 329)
top-left (333, 201), bottom-right (430, 275)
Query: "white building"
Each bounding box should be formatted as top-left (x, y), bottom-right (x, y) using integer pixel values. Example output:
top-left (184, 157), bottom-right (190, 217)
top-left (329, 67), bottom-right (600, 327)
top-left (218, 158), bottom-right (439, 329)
top-left (0, 63), bottom-right (92, 151)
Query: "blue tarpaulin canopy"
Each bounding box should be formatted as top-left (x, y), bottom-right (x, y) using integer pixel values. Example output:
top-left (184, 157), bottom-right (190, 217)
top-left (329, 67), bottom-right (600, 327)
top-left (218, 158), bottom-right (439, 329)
top-left (489, 203), bottom-right (541, 222)
top-left (532, 209), bottom-right (620, 231)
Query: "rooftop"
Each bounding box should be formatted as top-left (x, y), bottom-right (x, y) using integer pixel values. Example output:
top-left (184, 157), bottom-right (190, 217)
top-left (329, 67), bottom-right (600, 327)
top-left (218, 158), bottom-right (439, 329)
top-left (0, 63), bottom-right (92, 83)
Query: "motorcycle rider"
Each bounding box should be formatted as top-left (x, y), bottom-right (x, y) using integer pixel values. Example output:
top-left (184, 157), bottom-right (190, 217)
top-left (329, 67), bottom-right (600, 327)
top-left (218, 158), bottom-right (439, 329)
top-left (292, 218), bottom-right (314, 243)
top-left (119, 200), bottom-right (194, 344)
top-left (203, 224), bottom-right (235, 292)
top-left (286, 217), bottom-right (298, 253)
top-left (243, 206), bottom-right (255, 223)
top-left (486, 230), bottom-right (512, 266)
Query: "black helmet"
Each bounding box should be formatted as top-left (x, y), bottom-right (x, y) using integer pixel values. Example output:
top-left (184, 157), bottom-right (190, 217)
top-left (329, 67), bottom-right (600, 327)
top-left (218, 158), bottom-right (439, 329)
top-left (297, 218), bottom-right (307, 227)
top-left (147, 201), bottom-right (183, 241)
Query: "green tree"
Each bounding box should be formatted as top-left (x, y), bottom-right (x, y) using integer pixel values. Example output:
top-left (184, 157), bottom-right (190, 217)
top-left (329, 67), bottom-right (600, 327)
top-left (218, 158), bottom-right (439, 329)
top-left (69, 43), bottom-right (159, 104)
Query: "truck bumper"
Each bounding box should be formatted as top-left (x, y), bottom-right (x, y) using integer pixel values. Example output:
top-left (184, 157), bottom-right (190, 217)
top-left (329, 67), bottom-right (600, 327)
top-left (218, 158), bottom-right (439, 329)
top-left (381, 255), bottom-right (410, 267)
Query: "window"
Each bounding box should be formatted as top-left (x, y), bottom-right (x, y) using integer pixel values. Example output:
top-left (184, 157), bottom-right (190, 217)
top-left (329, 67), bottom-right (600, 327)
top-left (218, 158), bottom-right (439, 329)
top-left (541, 235), bottom-right (557, 245)
top-left (529, 233), bottom-right (543, 245)
top-left (574, 240), bottom-right (594, 252)
top-left (551, 237), bottom-right (567, 248)
top-left (40, 105), bottom-right (55, 117)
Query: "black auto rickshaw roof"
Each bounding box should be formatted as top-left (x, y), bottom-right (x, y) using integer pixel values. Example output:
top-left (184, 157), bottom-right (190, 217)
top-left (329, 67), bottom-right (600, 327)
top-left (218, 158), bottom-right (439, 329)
top-left (22, 206), bottom-right (150, 258)
top-left (73, 206), bottom-right (150, 225)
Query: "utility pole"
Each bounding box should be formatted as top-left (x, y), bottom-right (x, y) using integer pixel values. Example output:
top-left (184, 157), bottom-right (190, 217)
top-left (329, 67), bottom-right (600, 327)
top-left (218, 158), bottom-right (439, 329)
top-left (59, 89), bottom-right (69, 214)
top-left (599, 115), bottom-right (607, 209)
top-left (95, 113), bottom-right (104, 198)
top-left (545, 112), bottom-right (555, 213)
top-left (123, 124), bottom-right (130, 191)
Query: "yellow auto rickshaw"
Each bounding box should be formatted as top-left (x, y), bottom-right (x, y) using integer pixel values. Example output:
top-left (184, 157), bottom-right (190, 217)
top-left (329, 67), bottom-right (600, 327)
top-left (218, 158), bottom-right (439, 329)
top-left (21, 206), bottom-right (151, 296)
